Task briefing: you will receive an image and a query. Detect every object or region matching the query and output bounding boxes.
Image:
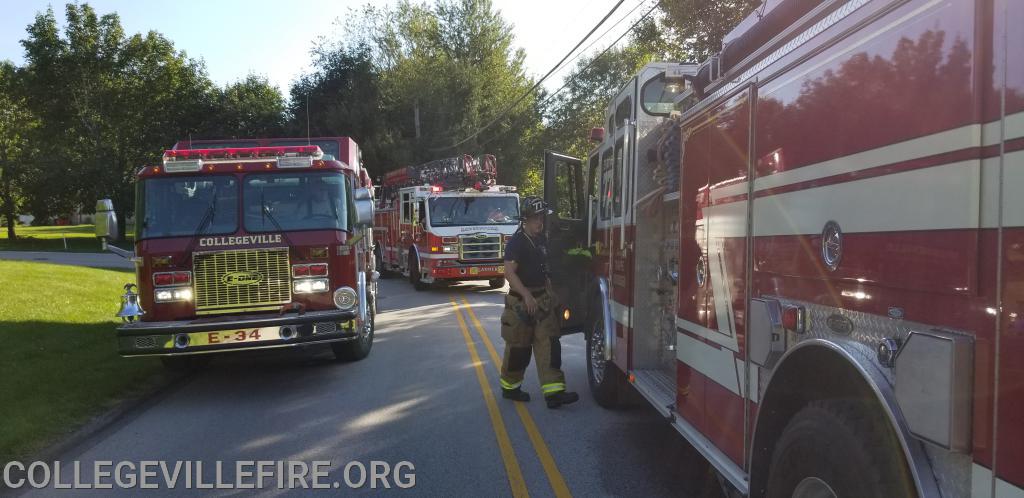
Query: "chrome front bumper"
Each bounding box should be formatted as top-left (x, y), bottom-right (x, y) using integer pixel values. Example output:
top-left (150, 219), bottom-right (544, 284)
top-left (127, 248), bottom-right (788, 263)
top-left (116, 309), bottom-right (358, 356)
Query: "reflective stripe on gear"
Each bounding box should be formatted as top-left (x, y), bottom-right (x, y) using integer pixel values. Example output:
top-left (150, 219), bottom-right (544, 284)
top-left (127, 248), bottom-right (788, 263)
top-left (542, 382), bottom-right (566, 394)
top-left (500, 378), bottom-right (522, 390)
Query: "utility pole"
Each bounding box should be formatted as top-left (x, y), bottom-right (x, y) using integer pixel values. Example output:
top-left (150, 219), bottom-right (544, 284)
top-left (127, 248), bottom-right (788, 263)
top-left (414, 100), bottom-right (421, 139)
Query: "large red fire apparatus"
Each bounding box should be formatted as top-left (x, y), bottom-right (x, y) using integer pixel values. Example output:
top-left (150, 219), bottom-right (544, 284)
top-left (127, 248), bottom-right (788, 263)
top-left (543, 0), bottom-right (1024, 496)
top-left (95, 137), bottom-right (378, 370)
top-left (373, 154), bottom-right (519, 290)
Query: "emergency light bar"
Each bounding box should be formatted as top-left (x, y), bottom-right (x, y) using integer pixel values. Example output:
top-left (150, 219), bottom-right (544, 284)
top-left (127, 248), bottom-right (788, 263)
top-left (161, 146), bottom-right (324, 172)
top-left (163, 159), bottom-right (203, 173)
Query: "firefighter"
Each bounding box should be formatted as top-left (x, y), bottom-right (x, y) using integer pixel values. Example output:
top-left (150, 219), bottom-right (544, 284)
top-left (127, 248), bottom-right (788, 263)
top-left (499, 196), bottom-right (580, 409)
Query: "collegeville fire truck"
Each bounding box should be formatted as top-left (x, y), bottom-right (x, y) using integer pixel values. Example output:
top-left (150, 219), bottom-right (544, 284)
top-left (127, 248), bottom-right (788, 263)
top-left (541, 0), bottom-right (1024, 496)
top-left (373, 154), bottom-right (519, 290)
top-left (94, 137), bottom-right (378, 370)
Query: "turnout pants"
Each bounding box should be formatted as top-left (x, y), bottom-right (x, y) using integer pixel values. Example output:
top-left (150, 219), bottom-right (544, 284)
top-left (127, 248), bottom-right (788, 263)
top-left (499, 288), bottom-right (566, 396)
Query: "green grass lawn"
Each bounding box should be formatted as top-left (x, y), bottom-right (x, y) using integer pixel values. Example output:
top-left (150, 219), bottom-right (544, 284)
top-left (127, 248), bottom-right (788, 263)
top-left (0, 260), bottom-right (161, 462)
top-left (0, 224), bottom-right (133, 252)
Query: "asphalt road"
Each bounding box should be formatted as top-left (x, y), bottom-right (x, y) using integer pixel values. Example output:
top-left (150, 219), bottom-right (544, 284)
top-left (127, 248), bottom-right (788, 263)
top-left (17, 278), bottom-right (718, 497)
top-left (0, 251), bottom-right (134, 269)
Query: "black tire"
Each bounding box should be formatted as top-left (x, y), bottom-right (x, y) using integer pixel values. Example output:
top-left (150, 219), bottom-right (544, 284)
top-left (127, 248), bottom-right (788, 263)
top-left (585, 310), bottom-right (629, 408)
top-left (765, 400), bottom-right (914, 498)
top-left (160, 355), bottom-right (209, 372)
top-left (408, 253), bottom-right (428, 291)
top-left (373, 245), bottom-right (387, 278)
top-left (487, 278), bottom-right (505, 289)
top-left (332, 295), bottom-right (375, 361)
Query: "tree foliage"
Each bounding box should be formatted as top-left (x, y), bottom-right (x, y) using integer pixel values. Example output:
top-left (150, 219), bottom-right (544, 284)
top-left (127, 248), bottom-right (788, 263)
top-left (540, 2), bottom-right (760, 169)
top-left (216, 75), bottom-right (286, 138)
top-left (541, 17), bottom-right (684, 161)
top-left (15, 3), bottom-right (286, 236)
top-left (658, 0), bottom-right (761, 61)
top-left (0, 62), bottom-right (39, 238)
top-left (287, 44), bottom-right (389, 168)
top-left (290, 0), bottom-right (543, 187)
top-left (3, 0), bottom-right (763, 233)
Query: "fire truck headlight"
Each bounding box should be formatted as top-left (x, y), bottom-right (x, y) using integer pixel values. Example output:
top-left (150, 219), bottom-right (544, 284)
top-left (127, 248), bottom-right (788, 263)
top-left (294, 278), bottom-right (329, 294)
top-left (442, 245), bottom-right (457, 253)
top-left (333, 287), bottom-right (358, 311)
top-left (155, 287), bottom-right (192, 303)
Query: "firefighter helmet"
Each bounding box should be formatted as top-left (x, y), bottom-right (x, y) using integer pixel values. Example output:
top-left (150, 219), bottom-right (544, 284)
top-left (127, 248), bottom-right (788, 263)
top-left (520, 196), bottom-right (553, 219)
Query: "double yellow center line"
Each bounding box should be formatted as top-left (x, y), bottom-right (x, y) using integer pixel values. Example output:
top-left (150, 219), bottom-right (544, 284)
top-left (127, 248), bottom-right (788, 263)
top-left (449, 297), bottom-right (572, 498)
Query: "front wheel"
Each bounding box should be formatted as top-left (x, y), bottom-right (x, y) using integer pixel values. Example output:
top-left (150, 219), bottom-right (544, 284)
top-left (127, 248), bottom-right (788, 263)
top-left (765, 400), bottom-right (914, 498)
top-left (332, 295), bottom-right (375, 362)
top-left (487, 278), bottom-right (505, 289)
top-left (409, 254), bottom-right (428, 291)
top-left (373, 245), bottom-right (389, 278)
top-left (586, 310), bottom-right (629, 408)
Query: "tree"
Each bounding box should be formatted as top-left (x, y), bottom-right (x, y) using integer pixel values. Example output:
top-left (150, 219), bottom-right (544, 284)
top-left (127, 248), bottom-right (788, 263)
top-left (287, 43), bottom-right (390, 169)
top-left (540, 2), bottom-right (759, 179)
top-left (293, 0), bottom-right (543, 186)
top-left (658, 0), bottom-right (760, 61)
top-left (0, 62), bottom-right (38, 239)
top-left (19, 3), bottom-right (220, 237)
top-left (214, 75), bottom-right (286, 138)
top-left (541, 17), bottom-right (682, 161)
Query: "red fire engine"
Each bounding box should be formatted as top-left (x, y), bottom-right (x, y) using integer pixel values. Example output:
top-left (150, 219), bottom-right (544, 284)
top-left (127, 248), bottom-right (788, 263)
top-left (373, 154), bottom-right (519, 290)
top-left (544, 0), bottom-right (1024, 496)
top-left (95, 137), bottom-right (378, 370)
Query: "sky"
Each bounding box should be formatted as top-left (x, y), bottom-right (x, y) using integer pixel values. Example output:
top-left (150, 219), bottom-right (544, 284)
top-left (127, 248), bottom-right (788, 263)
top-left (0, 0), bottom-right (651, 96)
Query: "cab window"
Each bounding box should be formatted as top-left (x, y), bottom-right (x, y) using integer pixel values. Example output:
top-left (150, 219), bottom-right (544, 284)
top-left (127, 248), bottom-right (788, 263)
top-left (613, 137), bottom-right (624, 218)
top-left (600, 150), bottom-right (613, 220)
top-left (401, 193), bottom-right (411, 223)
top-left (641, 73), bottom-right (686, 116)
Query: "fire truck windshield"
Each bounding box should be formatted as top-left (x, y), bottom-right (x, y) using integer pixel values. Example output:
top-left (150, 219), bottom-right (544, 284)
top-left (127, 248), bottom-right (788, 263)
top-left (243, 172), bottom-right (349, 232)
top-left (139, 176), bottom-right (239, 239)
top-left (428, 196), bottom-right (519, 227)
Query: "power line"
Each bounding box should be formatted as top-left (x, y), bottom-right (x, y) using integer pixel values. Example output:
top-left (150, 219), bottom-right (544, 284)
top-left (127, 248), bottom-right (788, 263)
top-left (477, 0), bottom-right (659, 151)
top-left (546, 0), bottom-right (654, 82)
top-left (431, 0), bottom-right (627, 152)
top-left (538, 1), bottom-right (661, 109)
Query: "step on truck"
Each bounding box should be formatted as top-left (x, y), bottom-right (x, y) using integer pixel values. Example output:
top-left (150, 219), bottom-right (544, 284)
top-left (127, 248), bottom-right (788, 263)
top-left (543, 0), bottom-right (1024, 496)
top-left (373, 154), bottom-right (519, 291)
top-left (95, 136), bottom-right (378, 369)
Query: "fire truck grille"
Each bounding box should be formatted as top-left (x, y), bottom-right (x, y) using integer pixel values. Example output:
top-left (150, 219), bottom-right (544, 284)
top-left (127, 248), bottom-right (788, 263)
top-left (192, 247), bottom-right (291, 314)
top-left (460, 234), bottom-right (502, 261)
top-left (134, 336), bottom-right (158, 349)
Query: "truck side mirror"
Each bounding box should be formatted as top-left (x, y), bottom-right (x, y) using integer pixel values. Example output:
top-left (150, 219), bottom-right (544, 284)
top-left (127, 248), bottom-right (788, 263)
top-left (352, 187), bottom-right (375, 228)
top-left (95, 199), bottom-right (119, 240)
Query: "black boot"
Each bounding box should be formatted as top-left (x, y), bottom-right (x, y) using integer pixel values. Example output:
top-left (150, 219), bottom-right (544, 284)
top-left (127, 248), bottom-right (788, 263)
top-left (502, 388), bottom-right (530, 402)
top-left (545, 391), bottom-right (579, 408)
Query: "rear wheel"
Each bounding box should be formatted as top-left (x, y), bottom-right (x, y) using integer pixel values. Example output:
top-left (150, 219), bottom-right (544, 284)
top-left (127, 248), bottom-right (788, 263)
top-left (332, 295), bottom-right (375, 361)
top-left (409, 253), bottom-right (428, 291)
top-left (765, 400), bottom-right (914, 498)
top-left (586, 310), bottom-right (629, 408)
top-left (487, 278), bottom-right (505, 289)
